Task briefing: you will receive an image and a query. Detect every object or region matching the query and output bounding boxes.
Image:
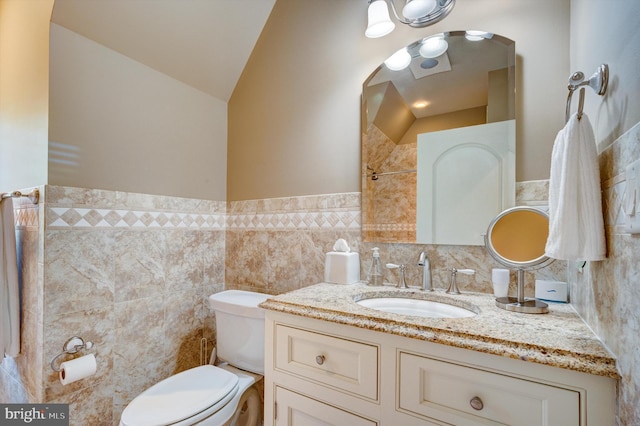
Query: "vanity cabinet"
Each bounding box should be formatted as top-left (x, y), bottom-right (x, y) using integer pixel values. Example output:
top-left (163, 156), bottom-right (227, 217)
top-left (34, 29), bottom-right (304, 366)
top-left (264, 311), bottom-right (616, 426)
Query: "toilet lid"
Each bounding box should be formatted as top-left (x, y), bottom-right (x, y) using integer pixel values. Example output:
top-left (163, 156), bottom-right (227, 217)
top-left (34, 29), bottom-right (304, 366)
top-left (120, 365), bottom-right (239, 426)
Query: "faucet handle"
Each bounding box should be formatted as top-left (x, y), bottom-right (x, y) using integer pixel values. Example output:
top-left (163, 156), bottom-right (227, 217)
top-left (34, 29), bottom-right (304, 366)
top-left (386, 263), bottom-right (409, 289)
top-left (446, 268), bottom-right (475, 295)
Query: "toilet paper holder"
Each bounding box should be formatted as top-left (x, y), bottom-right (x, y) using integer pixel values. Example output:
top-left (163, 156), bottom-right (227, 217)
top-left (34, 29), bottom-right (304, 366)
top-left (50, 336), bottom-right (94, 372)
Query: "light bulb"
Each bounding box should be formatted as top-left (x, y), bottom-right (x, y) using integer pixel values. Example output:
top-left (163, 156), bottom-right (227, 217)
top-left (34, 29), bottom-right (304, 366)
top-left (365, 0), bottom-right (396, 38)
top-left (384, 47), bottom-right (412, 71)
top-left (402, 0), bottom-right (437, 20)
top-left (465, 30), bottom-right (491, 41)
top-left (419, 35), bottom-right (448, 58)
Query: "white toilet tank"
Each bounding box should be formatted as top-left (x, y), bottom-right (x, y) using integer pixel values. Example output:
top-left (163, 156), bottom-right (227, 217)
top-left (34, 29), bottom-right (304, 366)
top-left (208, 290), bottom-right (270, 374)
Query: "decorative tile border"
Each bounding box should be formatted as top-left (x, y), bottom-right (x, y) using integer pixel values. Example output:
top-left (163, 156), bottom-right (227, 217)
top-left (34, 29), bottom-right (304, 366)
top-left (225, 210), bottom-right (360, 230)
top-left (12, 183), bottom-right (552, 233)
top-left (46, 206), bottom-right (226, 229)
top-left (6, 186), bottom-right (363, 231)
top-left (600, 122), bottom-right (640, 233)
top-left (226, 192), bottom-right (361, 231)
top-left (39, 189), bottom-right (361, 231)
top-left (603, 177), bottom-right (626, 231)
top-left (361, 223), bottom-right (415, 232)
top-left (44, 207), bottom-right (361, 231)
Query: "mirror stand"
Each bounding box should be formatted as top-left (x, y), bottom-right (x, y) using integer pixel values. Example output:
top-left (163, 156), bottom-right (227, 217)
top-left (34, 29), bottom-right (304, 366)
top-left (485, 207), bottom-right (553, 315)
top-left (495, 269), bottom-right (549, 314)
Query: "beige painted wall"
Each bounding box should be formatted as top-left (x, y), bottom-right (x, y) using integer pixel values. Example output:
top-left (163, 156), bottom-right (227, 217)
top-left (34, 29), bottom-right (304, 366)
top-left (49, 24), bottom-right (228, 200)
top-left (228, 0), bottom-right (570, 201)
top-left (398, 107), bottom-right (487, 145)
top-left (0, 0), bottom-right (54, 191)
top-left (571, 0), bottom-right (640, 147)
top-left (372, 82), bottom-right (416, 144)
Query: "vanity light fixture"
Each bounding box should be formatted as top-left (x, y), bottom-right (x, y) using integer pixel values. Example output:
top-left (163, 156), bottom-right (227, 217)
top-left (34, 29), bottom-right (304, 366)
top-left (384, 47), bottom-right (412, 71)
top-left (384, 34), bottom-right (446, 72)
top-left (465, 30), bottom-right (493, 41)
top-left (365, 0), bottom-right (455, 38)
top-left (419, 34), bottom-right (448, 58)
top-left (402, 0), bottom-right (437, 19)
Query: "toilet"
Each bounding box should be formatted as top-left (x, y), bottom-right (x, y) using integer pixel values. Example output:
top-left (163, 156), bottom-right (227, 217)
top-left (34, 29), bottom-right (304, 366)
top-left (119, 290), bottom-right (269, 426)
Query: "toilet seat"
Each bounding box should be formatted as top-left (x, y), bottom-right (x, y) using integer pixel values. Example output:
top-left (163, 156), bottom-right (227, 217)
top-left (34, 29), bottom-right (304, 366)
top-left (120, 365), bottom-right (239, 426)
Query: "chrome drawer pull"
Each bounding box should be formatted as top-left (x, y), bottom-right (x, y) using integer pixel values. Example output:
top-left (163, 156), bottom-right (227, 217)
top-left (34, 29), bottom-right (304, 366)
top-left (315, 355), bottom-right (326, 365)
top-left (470, 396), bottom-right (484, 411)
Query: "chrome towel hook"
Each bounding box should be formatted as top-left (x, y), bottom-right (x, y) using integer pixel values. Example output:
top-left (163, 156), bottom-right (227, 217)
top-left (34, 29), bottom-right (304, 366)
top-left (565, 64), bottom-right (609, 123)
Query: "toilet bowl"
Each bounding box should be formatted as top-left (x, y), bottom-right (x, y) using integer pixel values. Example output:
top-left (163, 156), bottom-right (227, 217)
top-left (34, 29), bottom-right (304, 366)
top-left (120, 290), bottom-right (269, 426)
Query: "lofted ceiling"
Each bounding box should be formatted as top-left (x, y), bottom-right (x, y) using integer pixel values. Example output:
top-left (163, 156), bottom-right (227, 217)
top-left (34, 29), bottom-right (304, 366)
top-left (50, 0), bottom-right (276, 102)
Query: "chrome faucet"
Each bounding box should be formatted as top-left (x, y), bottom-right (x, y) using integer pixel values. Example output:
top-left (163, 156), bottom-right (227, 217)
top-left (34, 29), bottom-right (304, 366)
top-left (446, 268), bottom-right (475, 295)
top-left (417, 251), bottom-right (433, 291)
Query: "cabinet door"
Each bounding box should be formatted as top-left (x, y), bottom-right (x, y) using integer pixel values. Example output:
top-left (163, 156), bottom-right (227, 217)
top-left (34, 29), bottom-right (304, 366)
top-left (399, 352), bottom-right (580, 426)
top-left (275, 387), bottom-right (377, 426)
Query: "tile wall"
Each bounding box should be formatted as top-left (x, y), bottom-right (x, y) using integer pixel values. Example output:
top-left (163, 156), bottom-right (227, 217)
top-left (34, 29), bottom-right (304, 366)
top-left (2, 179), bottom-right (569, 425)
top-left (2, 186), bottom-right (226, 425)
top-left (226, 180), bottom-right (564, 299)
top-left (362, 124), bottom-right (417, 242)
top-left (570, 121), bottom-right (640, 425)
top-left (225, 193), bottom-right (361, 294)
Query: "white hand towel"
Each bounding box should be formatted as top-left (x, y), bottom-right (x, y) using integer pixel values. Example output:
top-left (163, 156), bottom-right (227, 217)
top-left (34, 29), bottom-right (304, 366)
top-left (1, 197), bottom-right (20, 359)
top-left (545, 113), bottom-right (606, 261)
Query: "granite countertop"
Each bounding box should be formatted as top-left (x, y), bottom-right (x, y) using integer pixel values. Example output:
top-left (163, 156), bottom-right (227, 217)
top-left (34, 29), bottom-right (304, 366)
top-left (260, 282), bottom-right (619, 379)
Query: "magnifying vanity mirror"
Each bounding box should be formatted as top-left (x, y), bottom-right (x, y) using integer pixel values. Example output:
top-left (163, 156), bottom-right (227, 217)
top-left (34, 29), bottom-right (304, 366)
top-left (362, 31), bottom-right (516, 245)
top-left (485, 206), bottom-right (553, 314)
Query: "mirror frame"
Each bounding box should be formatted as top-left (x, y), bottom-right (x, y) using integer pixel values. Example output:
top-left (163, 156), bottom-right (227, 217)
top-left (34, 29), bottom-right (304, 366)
top-left (484, 206), bottom-right (552, 269)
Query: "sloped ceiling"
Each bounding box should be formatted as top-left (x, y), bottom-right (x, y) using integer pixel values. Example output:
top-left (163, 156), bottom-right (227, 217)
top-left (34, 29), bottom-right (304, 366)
top-left (51, 0), bottom-right (276, 102)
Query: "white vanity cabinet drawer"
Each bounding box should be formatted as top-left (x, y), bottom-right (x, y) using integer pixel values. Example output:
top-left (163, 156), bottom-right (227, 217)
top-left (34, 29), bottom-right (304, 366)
top-left (274, 324), bottom-right (379, 400)
top-left (399, 352), bottom-right (580, 425)
top-left (275, 387), bottom-right (378, 426)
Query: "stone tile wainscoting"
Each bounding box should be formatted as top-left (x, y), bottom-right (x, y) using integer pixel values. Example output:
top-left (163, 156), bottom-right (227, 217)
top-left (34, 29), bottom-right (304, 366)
top-left (0, 181), bottom-right (575, 425)
top-left (570, 121), bottom-right (640, 424)
top-left (1, 185), bottom-right (226, 425)
top-left (225, 193), bottom-right (362, 294)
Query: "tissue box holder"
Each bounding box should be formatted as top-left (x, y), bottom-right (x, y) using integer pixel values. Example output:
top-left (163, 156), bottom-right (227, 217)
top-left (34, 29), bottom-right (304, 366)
top-left (325, 252), bottom-right (360, 284)
top-left (535, 280), bottom-right (568, 303)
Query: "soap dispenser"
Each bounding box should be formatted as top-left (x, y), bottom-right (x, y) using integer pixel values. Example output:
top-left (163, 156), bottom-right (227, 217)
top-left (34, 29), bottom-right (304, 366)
top-left (367, 247), bottom-right (383, 286)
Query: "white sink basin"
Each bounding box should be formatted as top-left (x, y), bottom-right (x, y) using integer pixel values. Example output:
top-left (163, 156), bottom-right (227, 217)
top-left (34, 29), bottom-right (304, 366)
top-left (356, 297), bottom-right (476, 319)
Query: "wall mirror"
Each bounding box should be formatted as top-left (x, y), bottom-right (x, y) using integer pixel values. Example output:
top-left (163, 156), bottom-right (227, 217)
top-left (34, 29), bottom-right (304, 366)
top-left (362, 31), bottom-right (516, 245)
top-left (485, 206), bottom-right (553, 314)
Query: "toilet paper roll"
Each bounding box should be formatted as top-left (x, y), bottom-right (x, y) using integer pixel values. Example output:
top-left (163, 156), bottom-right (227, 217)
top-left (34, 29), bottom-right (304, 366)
top-left (59, 354), bottom-right (97, 385)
